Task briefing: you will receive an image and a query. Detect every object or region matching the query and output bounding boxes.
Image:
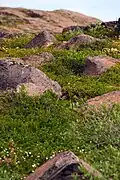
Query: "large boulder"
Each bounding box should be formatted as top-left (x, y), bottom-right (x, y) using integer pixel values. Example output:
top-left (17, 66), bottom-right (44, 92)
top-left (24, 30), bottom-right (56, 49)
top-left (101, 21), bottom-right (118, 29)
top-left (59, 34), bottom-right (99, 50)
top-left (26, 151), bottom-right (103, 180)
top-left (0, 60), bottom-right (61, 96)
top-left (87, 91), bottom-right (120, 108)
top-left (83, 56), bottom-right (120, 76)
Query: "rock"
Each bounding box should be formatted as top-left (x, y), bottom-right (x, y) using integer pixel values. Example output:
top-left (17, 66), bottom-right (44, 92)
top-left (0, 7), bottom-right (99, 34)
top-left (90, 23), bottom-right (96, 28)
top-left (22, 52), bottom-right (54, 67)
top-left (0, 32), bottom-right (6, 38)
top-left (26, 151), bottom-right (103, 180)
top-left (83, 56), bottom-right (120, 76)
top-left (22, 9), bottom-right (42, 18)
top-left (87, 91), bottom-right (120, 108)
top-left (0, 60), bottom-right (61, 96)
top-left (24, 31), bottom-right (56, 49)
top-left (62, 24), bottom-right (96, 34)
top-left (101, 21), bottom-right (118, 29)
top-left (114, 18), bottom-right (120, 38)
top-left (62, 26), bottom-right (85, 34)
top-left (59, 34), bottom-right (99, 50)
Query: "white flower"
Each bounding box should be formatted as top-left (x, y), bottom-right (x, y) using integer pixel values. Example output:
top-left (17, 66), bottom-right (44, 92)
top-left (32, 164), bottom-right (36, 168)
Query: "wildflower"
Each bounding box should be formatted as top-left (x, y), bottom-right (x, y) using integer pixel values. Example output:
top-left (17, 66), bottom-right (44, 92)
top-left (32, 163), bottom-right (36, 168)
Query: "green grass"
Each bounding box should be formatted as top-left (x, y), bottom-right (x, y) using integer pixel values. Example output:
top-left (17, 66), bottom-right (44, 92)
top-left (55, 24), bottom-right (116, 42)
top-left (41, 50), bottom-right (120, 101)
top-left (0, 92), bottom-right (120, 179)
top-left (55, 30), bottom-right (83, 42)
top-left (0, 47), bottom-right (43, 58)
top-left (1, 34), bottom-right (35, 49)
top-left (0, 27), bottom-right (120, 179)
top-left (84, 25), bottom-right (117, 39)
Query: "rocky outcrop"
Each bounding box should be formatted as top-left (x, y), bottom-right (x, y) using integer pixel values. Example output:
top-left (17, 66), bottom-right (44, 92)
top-left (83, 56), bottom-right (120, 76)
top-left (0, 60), bottom-right (61, 96)
top-left (26, 151), bottom-right (103, 180)
top-left (24, 31), bottom-right (56, 49)
top-left (0, 7), bottom-right (99, 34)
top-left (101, 21), bottom-right (118, 29)
top-left (87, 91), bottom-right (120, 108)
top-left (20, 9), bottom-right (42, 18)
top-left (59, 34), bottom-right (99, 50)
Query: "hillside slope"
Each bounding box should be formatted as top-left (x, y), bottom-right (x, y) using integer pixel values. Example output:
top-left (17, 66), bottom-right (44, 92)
top-left (0, 7), bottom-right (99, 34)
top-left (0, 6), bottom-right (120, 180)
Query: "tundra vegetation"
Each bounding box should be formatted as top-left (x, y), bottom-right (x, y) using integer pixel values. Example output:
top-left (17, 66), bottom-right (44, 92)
top-left (0, 23), bottom-right (120, 179)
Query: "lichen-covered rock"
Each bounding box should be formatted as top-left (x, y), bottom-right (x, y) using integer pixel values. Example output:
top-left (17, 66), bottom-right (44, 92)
top-left (26, 151), bottom-right (103, 180)
top-left (24, 30), bottom-right (56, 48)
top-left (0, 60), bottom-right (61, 96)
top-left (83, 56), bottom-right (120, 76)
top-left (59, 34), bottom-right (99, 50)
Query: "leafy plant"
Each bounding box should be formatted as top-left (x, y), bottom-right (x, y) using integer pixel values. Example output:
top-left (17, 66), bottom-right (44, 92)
top-left (55, 29), bottom-right (83, 42)
top-left (0, 92), bottom-right (120, 179)
top-left (84, 24), bottom-right (117, 39)
top-left (0, 22), bottom-right (120, 180)
top-left (1, 34), bottom-right (35, 49)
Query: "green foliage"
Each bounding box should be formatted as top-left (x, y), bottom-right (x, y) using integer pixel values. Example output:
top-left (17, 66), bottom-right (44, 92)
top-left (84, 24), bottom-right (117, 39)
top-left (100, 64), bottom-right (120, 85)
top-left (48, 49), bottom-right (105, 73)
top-left (0, 47), bottom-right (43, 58)
top-left (0, 92), bottom-right (120, 179)
top-left (55, 24), bottom-right (118, 43)
top-left (0, 34), bottom-right (40, 58)
top-left (85, 40), bottom-right (113, 51)
top-left (0, 24), bottom-right (120, 180)
top-left (1, 34), bottom-right (34, 49)
top-left (42, 50), bottom-right (120, 101)
top-left (102, 47), bottom-right (120, 58)
top-left (55, 30), bottom-right (83, 42)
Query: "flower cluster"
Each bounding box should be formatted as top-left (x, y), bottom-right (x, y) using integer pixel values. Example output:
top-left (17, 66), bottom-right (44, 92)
top-left (102, 47), bottom-right (120, 58)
